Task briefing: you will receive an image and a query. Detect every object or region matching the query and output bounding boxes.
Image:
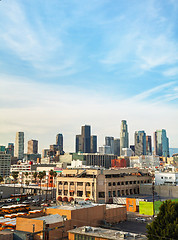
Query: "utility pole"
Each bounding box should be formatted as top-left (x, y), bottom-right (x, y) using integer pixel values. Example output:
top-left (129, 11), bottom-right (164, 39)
top-left (152, 174), bottom-right (155, 218)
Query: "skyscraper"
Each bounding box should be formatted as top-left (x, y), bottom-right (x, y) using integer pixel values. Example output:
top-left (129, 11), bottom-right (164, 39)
top-left (27, 139), bottom-right (38, 154)
top-left (91, 135), bottom-right (97, 153)
top-left (76, 135), bottom-right (83, 153)
top-left (154, 129), bottom-right (169, 157)
top-left (135, 131), bottom-right (146, 156)
top-left (105, 136), bottom-right (114, 154)
top-left (114, 138), bottom-right (120, 156)
top-left (14, 132), bottom-right (24, 160)
top-left (56, 133), bottom-right (63, 152)
top-left (146, 136), bottom-right (152, 155)
top-left (120, 120), bottom-right (129, 155)
top-left (81, 125), bottom-right (91, 153)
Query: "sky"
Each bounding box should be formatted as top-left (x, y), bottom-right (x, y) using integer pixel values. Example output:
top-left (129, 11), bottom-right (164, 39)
top-left (0, 0), bottom-right (178, 153)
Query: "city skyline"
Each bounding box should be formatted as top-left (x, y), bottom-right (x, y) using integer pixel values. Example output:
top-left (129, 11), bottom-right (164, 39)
top-left (0, 125), bottom-right (173, 154)
top-left (0, 0), bottom-right (178, 151)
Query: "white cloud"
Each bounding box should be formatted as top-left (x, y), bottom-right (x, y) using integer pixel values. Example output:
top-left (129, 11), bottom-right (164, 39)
top-left (163, 67), bottom-right (178, 77)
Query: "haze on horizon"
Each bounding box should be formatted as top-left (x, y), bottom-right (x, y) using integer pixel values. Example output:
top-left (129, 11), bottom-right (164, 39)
top-left (0, 0), bottom-right (178, 152)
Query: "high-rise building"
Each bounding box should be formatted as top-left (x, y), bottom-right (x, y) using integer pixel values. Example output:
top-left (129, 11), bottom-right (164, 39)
top-left (14, 132), bottom-right (24, 160)
top-left (27, 139), bottom-right (38, 154)
top-left (81, 125), bottom-right (91, 153)
top-left (6, 143), bottom-right (14, 157)
top-left (120, 120), bottom-right (129, 155)
top-left (114, 138), bottom-right (120, 156)
top-left (135, 131), bottom-right (146, 156)
top-left (76, 125), bottom-right (92, 153)
top-left (56, 133), bottom-right (63, 152)
top-left (105, 136), bottom-right (114, 154)
top-left (0, 151), bottom-right (11, 176)
top-left (91, 135), bottom-right (97, 153)
top-left (146, 136), bottom-right (152, 155)
top-left (154, 129), bottom-right (169, 157)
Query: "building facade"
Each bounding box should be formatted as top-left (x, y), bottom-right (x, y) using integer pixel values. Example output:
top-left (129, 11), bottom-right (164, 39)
top-left (91, 135), bottom-right (97, 153)
top-left (155, 172), bottom-right (178, 185)
top-left (105, 137), bottom-right (114, 154)
top-left (56, 133), bottom-right (63, 152)
top-left (146, 136), bottom-right (152, 155)
top-left (27, 139), bottom-right (38, 154)
top-left (154, 129), bottom-right (169, 157)
top-left (134, 131), bottom-right (146, 156)
top-left (14, 132), bottom-right (24, 160)
top-left (120, 120), bottom-right (129, 156)
top-left (56, 168), bottom-right (152, 203)
top-left (114, 138), bottom-right (120, 156)
top-left (0, 151), bottom-right (11, 177)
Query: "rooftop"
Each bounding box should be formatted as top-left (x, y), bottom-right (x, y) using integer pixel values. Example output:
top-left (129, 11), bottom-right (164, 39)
top-left (34, 214), bottom-right (63, 224)
top-left (68, 226), bottom-right (147, 240)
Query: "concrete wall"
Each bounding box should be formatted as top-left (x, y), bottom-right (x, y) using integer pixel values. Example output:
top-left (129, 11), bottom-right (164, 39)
top-left (105, 206), bottom-right (127, 223)
top-left (140, 184), bottom-right (178, 198)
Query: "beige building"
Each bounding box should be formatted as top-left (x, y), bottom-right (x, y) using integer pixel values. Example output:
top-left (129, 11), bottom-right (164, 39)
top-left (56, 168), bottom-right (152, 203)
top-left (27, 139), bottom-right (38, 154)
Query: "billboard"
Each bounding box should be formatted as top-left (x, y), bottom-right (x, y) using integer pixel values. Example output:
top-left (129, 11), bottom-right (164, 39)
top-left (139, 202), bottom-right (153, 216)
top-left (126, 198), bottom-right (137, 212)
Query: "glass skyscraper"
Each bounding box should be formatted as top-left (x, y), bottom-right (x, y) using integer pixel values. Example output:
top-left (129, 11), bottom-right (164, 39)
top-left (154, 129), bottom-right (169, 157)
top-left (120, 120), bottom-right (129, 155)
top-left (135, 131), bottom-right (146, 156)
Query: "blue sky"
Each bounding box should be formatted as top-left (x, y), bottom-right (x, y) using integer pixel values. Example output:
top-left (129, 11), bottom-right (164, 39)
top-left (0, 0), bottom-right (178, 152)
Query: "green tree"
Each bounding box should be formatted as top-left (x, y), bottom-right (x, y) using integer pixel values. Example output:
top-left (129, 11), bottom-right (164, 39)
top-left (147, 200), bottom-right (178, 240)
top-left (0, 175), bottom-right (3, 184)
top-left (33, 172), bottom-right (38, 184)
top-left (24, 172), bottom-right (28, 185)
top-left (12, 172), bottom-right (19, 202)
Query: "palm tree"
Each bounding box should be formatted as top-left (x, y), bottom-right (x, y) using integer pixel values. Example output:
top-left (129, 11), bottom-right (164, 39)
top-left (53, 171), bottom-right (57, 200)
top-left (12, 172), bottom-right (19, 202)
top-left (24, 172), bottom-right (28, 186)
top-left (49, 169), bottom-right (54, 200)
top-left (33, 172), bottom-right (38, 184)
top-left (38, 171), bottom-right (44, 195)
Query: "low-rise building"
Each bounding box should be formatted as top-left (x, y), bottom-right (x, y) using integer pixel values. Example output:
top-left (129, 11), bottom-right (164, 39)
top-left (155, 172), bottom-right (178, 185)
top-left (56, 168), bottom-right (152, 203)
top-left (130, 155), bottom-right (160, 168)
top-left (68, 226), bottom-right (147, 240)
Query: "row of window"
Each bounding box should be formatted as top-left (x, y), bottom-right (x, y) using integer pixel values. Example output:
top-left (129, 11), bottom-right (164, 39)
top-left (75, 234), bottom-right (94, 240)
top-left (108, 180), bottom-right (149, 186)
top-left (58, 182), bottom-right (92, 186)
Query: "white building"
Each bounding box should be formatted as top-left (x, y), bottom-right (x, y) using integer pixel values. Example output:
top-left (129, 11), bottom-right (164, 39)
top-left (14, 132), bottom-right (24, 160)
top-left (122, 148), bottom-right (133, 157)
top-left (0, 151), bottom-right (11, 177)
top-left (155, 172), bottom-right (178, 185)
top-left (130, 155), bottom-right (160, 168)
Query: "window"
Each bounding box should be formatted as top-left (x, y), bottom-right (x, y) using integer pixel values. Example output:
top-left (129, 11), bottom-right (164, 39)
top-left (117, 190), bottom-right (120, 197)
top-left (113, 182), bottom-right (116, 186)
top-left (77, 191), bottom-right (83, 197)
top-left (117, 182), bottom-right (120, 185)
top-left (169, 177), bottom-right (172, 179)
top-left (64, 190), bottom-right (68, 195)
top-left (70, 182), bottom-right (74, 185)
top-left (108, 191), bottom-right (112, 197)
top-left (108, 182), bottom-right (111, 186)
top-left (98, 192), bottom-right (105, 198)
top-left (161, 177), bottom-right (163, 179)
top-left (121, 182), bottom-right (124, 185)
top-left (77, 182), bottom-right (83, 186)
top-left (64, 182), bottom-right (68, 185)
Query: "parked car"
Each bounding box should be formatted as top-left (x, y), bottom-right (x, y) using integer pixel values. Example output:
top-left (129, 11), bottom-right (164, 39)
top-left (41, 203), bottom-right (50, 207)
top-left (136, 217), bottom-right (146, 222)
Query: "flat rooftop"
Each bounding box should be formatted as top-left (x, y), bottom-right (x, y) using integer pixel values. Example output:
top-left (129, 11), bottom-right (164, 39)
top-left (34, 214), bottom-right (63, 224)
top-left (47, 202), bottom-right (102, 211)
top-left (68, 226), bottom-right (147, 240)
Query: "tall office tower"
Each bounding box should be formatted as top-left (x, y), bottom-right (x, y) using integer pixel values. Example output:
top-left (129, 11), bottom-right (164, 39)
top-left (14, 132), bottom-right (24, 160)
top-left (146, 136), bottom-right (152, 155)
top-left (114, 138), bottom-right (120, 156)
top-left (91, 135), bottom-right (97, 153)
top-left (135, 131), bottom-right (146, 156)
top-left (120, 120), bottom-right (129, 155)
top-left (81, 125), bottom-right (91, 153)
top-left (56, 133), bottom-right (63, 152)
top-left (6, 143), bottom-right (14, 157)
top-left (105, 136), bottom-right (114, 154)
top-left (76, 135), bottom-right (83, 153)
top-left (154, 129), bottom-right (169, 157)
top-left (27, 140), bottom-right (38, 154)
